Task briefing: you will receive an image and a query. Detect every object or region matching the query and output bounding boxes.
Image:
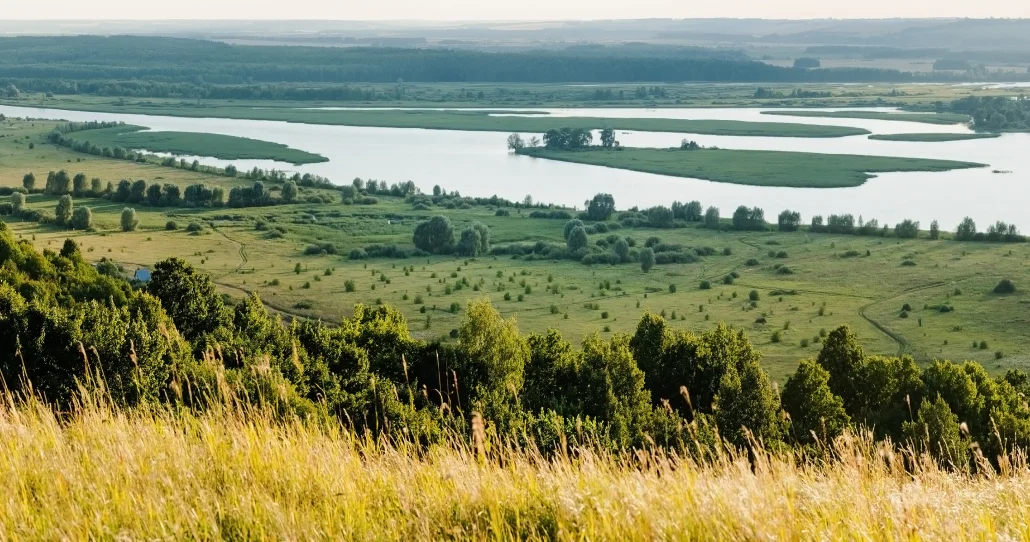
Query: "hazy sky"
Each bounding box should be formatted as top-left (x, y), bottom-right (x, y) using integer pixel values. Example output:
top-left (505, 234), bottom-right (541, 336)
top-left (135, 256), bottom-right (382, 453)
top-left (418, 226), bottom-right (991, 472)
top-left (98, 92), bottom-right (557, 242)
top-left (5, 0), bottom-right (1030, 20)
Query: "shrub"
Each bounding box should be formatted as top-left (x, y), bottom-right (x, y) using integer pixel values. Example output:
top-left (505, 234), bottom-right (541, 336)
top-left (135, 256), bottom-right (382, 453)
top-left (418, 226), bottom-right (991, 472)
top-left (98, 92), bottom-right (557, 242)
top-left (723, 274), bottom-right (735, 285)
top-left (699, 280), bottom-right (712, 290)
top-left (994, 279), bottom-right (1016, 294)
top-left (749, 290), bottom-right (760, 301)
top-left (776, 266), bottom-right (794, 275)
top-left (745, 258), bottom-right (760, 266)
top-left (668, 284), bottom-right (677, 293)
top-left (186, 222), bottom-right (205, 233)
top-left (120, 208), bottom-right (139, 232)
top-left (413, 216), bottom-right (455, 254)
top-left (55, 195), bottom-right (73, 227)
top-left (902, 303), bottom-right (913, 312)
top-left (344, 280), bottom-right (356, 292)
top-left (640, 248), bottom-right (655, 273)
top-left (70, 206), bottom-right (92, 230)
top-left (165, 220), bottom-right (178, 231)
top-left (775, 251), bottom-right (788, 259)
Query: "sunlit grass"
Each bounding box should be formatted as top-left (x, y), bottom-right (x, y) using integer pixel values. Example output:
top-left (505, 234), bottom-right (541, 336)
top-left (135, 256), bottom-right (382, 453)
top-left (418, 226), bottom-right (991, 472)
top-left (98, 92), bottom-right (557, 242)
top-left (2, 387), bottom-right (1030, 539)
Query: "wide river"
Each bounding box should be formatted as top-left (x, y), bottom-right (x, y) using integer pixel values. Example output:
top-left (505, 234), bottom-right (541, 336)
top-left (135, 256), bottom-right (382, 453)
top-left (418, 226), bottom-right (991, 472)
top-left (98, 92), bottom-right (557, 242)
top-left (2, 104), bottom-right (1027, 229)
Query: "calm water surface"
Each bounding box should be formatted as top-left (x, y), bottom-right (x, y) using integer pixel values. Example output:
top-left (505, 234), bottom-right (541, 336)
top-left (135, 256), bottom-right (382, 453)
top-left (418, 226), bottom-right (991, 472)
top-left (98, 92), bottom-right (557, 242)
top-left (1, 104), bottom-right (1026, 230)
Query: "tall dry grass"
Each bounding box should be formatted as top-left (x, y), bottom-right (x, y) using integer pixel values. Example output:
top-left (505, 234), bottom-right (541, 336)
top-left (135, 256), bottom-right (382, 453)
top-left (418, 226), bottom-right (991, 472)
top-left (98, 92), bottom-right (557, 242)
top-left (1, 389), bottom-right (1030, 540)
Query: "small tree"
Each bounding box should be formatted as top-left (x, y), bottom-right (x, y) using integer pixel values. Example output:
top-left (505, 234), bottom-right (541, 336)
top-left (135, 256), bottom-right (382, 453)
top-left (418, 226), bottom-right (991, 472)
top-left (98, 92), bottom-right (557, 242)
top-left (472, 222), bottom-right (490, 253)
top-left (567, 226), bottom-right (588, 251)
top-left (11, 192), bottom-right (26, 214)
top-left (72, 173), bottom-right (88, 196)
top-left (640, 248), bottom-right (655, 273)
top-left (587, 193), bottom-right (616, 221)
top-left (22, 172), bottom-right (35, 191)
top-left (894, 219), bottom-right (920, 239)
top-left (71, 206), bottom-right (92, 230)
top-left (506, 133), bottom-right (525, 152)
top-left (955, 217), bottom-right (977, 241)
top-left (613, 238), bottom-right (630, 262)
top-left (781, 359), bottom-right (850, 445)
top-left (647, 206), bottom-right (674, 228)
top-left (412, 215), bottom-right (455, 254)
top-left (777, 209), bottom-right (801, 232)
top-left (563, 219), bottom-right (585, 241)
top-left (457, 227), bottom-right (483, 257)
top-left (121, 207), bottom-right (139, 232)
top-left (281, 180), bottom-right (299, 203)
top-left (902, 396), bottom-right (970, 468)
top-left (599, 127), bottom-right (617, 148)
top-left (55, 195), bottom-right (73, 227)
top-left (704, 206), bottom-right (720, 229)
top-left (929, 220), bottom-right (940, 240)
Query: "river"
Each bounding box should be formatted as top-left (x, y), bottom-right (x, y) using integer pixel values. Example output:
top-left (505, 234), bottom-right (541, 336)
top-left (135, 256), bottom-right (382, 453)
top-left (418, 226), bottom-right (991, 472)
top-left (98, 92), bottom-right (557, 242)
top-left (1, 104), bottom-right (1026, 230)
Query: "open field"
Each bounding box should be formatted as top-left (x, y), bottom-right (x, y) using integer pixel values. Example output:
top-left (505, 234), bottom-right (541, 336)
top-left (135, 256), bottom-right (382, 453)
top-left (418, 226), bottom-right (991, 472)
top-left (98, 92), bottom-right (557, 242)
top-left (763, 110), bottom-right (973, 125)
top-left (9, 189), bottom-right (1029, 383)
top-left (59, 124), bottom-right (328, 164)
top-left (2, 393), bottom-right (1029, 540)
top-left (2, 101), bottom-right (869, 138)
top-left (868, 132), bottom-right (1002, 142)
top-left (516, 147), bottom-right (985, 188)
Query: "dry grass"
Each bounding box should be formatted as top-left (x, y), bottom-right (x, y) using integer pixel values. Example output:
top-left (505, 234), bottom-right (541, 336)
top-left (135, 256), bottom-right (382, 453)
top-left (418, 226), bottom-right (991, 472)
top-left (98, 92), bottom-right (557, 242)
top-left (2, 390), bottom-right (1030, 540)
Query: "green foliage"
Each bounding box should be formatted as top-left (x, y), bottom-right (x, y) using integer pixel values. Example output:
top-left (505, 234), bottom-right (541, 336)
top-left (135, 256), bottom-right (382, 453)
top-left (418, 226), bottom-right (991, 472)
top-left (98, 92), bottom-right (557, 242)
top-left (70, 206), bottom-right (92, 230)
top-left (120, 207), bottom-right (139, 232)
top-left (587, 194), bottom-right (616, 221)
top-left (781, 359), bottom-right (849, 445)
top-left (903, 396), bottom-right (970, 468)
top-left (567, 226), bottom-right (588, 251)
top-left (704, 206), bottom-right (720, 228)
top-left (994, 279), bottom-right (1016, 294)
top-left (639, 248), bottom-right (655, 273)
top-left (55, 195), bottom-right (73, 227)
top-left (816, 326), bottom-right (866, 415)
top-left (412, 215), bottom-right (455, 254)
top-left (714, 348), bottom-right (783, 448)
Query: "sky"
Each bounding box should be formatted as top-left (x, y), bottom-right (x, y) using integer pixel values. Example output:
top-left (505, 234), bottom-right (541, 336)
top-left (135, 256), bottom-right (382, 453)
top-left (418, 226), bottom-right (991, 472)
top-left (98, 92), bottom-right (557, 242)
top-left (5, 0), bottom-right (1030, 20)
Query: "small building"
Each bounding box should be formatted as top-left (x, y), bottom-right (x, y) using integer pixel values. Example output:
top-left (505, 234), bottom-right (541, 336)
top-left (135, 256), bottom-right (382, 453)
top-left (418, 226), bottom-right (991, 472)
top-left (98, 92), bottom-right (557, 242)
top-left (133, 268), bottom-right (152, 283)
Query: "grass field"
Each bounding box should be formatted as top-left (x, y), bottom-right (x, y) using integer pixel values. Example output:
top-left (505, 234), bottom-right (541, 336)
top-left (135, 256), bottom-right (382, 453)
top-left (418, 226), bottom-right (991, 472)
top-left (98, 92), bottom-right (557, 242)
top-left (60, 124), bottom-right (328, 164)
top-left (516, 147), bottom-right (985, 188)
top-left (2, 101), bottom-right (869, 138)
top-left (762, 110), bottom-right (973, 125)
top-left (868, 132), bottom-right (1003, 142)
top-left (9, 189), bottom-right (1029, 383)
top-left (2, 392), bottom-right (1028, 540)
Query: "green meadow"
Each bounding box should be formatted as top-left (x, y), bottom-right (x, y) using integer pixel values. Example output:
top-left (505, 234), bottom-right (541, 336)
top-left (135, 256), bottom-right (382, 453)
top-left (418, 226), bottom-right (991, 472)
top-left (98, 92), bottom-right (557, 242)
top-left (762, 110), bottom-right (973, 125)
top-left (58, 124), bottom-right (328, 164)
top-left (516, 147), bottom-right (985, 188)
top-left (868, 133), bottom-right (1002, 142)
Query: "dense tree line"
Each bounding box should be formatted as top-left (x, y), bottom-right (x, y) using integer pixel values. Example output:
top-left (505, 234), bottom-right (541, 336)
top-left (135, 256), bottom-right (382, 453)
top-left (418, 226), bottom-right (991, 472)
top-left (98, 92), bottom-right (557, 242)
top-left (0, 220), bottom-right (1025, 467)
top-left (0, 36), bottom-right (919, 91)
top-left (951, 96), bottom-right (1030, 131)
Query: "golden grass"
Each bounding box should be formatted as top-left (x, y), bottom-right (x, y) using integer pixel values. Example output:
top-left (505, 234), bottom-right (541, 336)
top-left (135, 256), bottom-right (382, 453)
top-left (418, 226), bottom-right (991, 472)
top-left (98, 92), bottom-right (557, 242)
top-left (2, 391), bottom-right (1030, 540)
